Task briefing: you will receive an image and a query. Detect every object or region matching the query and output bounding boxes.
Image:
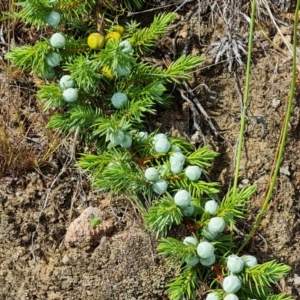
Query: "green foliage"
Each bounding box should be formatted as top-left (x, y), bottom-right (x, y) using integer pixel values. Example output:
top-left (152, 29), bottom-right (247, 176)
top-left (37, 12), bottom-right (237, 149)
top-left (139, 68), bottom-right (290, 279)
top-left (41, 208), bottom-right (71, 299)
top-left (5, 1), bottom-right (292, 300)
top-left (157, 235), bottom-right (291, 300)
top-left (154, 182), bottom-right (291, 300)
top-left (5, 41), bottom-right (50, 74)
top-left (209, 233), bottom-right (234, 255)
top-left (92, 38), bottom-right (136, 71)
top-left (218, 185), bottom-right (257, 227)
top-left (32, 46), bottom-right (203, 138)
top-left (166, 266), bottom-right (200, 300)
top-left (37, 84), bottom-right (64, 110)
top-left (120, 0), bottom-right (144, 10)
top-left (128, 13), bottom-right (176, 54)
top-left (92, 160), bottom-right (145, 194)
top-left (186, 146), bottom-right (220, 169)
top-left (169, 180), bottom-right (220, 198)
top-left (90, 215), bottom-right (101, 228)
top-left (244, 260), bottom-right (291, 296)
top-left (162, 55), bottom-right (205, 83)
top-left (46, 104), bottom-right (104, 137)
top-left (145, 197), bottom-right (183, 237)
top-left (63, 54), bottom-right (103, 93)
top-left (15, 0), bottom-right (96, 27)
top-left (157, 237), bottom-right (199, 264)
top-left (77, 148), bottom-right (134, 177)
top-left (78, 134), bottom-right (218, 199)
top-left (145, 182), bottom-right (254, 239)
top-left (266, 295), bottom-right (294, 300)
top-left (6, 37), bottom-right (88, 76)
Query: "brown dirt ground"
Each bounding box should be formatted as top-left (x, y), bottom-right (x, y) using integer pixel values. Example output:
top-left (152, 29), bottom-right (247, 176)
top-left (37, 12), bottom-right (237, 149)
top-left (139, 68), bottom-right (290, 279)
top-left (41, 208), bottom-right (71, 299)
top-left (1, 1), bottom-right (300, 299)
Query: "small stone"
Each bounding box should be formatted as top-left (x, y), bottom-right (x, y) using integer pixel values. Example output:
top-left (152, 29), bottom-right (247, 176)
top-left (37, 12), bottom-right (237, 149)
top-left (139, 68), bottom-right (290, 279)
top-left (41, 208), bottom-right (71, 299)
top-left (280, 165), bottom-right (290, 176)
top-left (242, 178), bottom-right (250, 185)
top-left (64, 207), bottom-right (114, 247)
top-left (293, 274), bottom-right (300, 285)
top-left (100, 199), bottom-right (110, 208)
top-left (62, 255), bottom-right (69, 264)
top-left (272, 99), bottom-right (281, 109)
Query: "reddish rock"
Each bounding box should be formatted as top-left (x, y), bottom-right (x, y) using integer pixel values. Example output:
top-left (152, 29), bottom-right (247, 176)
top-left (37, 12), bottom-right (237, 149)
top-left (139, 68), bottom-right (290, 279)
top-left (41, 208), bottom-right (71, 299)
top-left (64, 207), bottom-right (114, 247)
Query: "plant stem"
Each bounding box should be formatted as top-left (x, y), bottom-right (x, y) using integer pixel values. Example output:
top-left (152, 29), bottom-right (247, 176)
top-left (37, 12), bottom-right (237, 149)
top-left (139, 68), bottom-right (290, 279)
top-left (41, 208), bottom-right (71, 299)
top-left (232, 0), bottom-right (256, 194)
top-left (238, 0), bottom-right (300, 253)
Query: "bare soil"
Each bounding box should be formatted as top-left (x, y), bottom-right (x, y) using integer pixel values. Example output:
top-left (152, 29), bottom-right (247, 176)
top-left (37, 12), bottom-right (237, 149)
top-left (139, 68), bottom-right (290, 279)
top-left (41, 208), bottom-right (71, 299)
top-left (1, 1), bottom-right (300, 299)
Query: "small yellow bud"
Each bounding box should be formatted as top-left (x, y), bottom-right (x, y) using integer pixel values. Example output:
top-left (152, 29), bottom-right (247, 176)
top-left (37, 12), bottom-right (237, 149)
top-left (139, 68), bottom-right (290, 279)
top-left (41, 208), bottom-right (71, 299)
top-left (106, 31), bottom-right (121, 42)
top-left (102, 66), bottom-right (114, 80)
top-left (113, 25), bottom-right (125, 35)
top-left (87, 33), bottom-right (105, 50)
